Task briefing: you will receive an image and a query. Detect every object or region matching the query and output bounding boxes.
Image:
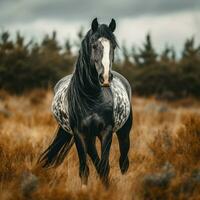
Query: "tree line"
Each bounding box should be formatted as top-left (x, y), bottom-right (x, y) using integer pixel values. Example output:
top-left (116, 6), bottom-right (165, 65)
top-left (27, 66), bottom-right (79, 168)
top-left (0, 29), bottom-right (200, 99)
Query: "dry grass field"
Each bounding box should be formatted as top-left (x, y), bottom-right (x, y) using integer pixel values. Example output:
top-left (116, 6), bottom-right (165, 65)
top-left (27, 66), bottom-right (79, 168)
top-left (0, 90), bottom-right (200, 200)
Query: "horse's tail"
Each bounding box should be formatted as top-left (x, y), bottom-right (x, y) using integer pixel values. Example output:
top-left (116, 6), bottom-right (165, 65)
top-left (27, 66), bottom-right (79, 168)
top-left (38, 126), bottom-right (74, 168)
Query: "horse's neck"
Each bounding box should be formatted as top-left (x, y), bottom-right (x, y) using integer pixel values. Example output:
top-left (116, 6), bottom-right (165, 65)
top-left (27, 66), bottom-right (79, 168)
top-left (68, 70), bottom-right (103, 121)
top-left (72, 65), bottom-right (101, 98)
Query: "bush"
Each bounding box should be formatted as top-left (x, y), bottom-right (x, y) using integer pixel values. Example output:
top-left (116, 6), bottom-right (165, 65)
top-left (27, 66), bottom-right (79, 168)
top-left (0, 31), bottom-right (200, 98)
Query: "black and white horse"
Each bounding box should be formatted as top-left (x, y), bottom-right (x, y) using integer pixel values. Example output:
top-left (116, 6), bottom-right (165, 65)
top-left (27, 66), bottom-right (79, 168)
top-left (38, 18), bottom-right (132, 188)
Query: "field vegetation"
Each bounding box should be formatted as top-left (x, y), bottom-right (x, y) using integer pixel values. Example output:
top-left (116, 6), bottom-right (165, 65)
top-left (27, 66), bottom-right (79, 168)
top-left (0, 90), bottom-right (200, 199)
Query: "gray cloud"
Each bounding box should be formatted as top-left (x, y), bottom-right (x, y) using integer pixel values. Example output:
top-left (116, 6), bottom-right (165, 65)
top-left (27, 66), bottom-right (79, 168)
top-left (0, 0), bottom-right (199, 25)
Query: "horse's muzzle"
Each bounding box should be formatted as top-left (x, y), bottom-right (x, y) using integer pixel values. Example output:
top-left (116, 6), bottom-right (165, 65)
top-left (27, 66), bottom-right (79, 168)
top-left (99, 72), bottom-right (113, 87)
top-left (101, 82), bottom-right (110, 87)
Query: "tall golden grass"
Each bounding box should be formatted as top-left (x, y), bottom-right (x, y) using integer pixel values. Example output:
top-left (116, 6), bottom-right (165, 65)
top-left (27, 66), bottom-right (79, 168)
top-left (0, 90), bottom-right (200, 200)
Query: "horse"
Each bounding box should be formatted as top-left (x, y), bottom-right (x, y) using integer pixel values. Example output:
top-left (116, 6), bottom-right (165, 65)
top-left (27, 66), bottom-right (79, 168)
top-left (38, 18), bottom-right (133, 188)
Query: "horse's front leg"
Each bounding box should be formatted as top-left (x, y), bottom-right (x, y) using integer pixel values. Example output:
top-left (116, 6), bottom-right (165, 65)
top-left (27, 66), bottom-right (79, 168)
top-left (99, 125), bottom-right (113, 188)
top-left (116, 108), bottom-right (132, 174)
top-left (87, 137), bottom-right (100, 173)
top-left (74, 129), bottom-right (89, 188)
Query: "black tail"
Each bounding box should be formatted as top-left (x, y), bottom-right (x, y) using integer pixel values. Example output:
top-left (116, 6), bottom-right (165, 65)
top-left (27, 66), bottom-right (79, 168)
top-left (38, 126), bottom-right (74, 168)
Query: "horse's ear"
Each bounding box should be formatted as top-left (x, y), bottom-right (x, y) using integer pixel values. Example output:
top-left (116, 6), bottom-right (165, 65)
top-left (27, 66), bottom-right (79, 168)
top-left (109, 18), bottom-right (116, 32)
top-left (91, 18), bottom-right (98, 32)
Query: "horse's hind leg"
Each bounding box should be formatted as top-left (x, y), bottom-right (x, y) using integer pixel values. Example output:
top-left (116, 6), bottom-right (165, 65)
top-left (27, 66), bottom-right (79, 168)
top-left (74, 130), bottom-right (89, 187)
top-left (116, 108), bottom-right (132, 174)
top-left (99, 125), bottom-right (113, 187)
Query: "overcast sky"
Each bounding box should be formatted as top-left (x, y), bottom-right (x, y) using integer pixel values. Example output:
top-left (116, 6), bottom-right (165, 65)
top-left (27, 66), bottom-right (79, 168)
top-left (0, 0), bottom-right (200, 54)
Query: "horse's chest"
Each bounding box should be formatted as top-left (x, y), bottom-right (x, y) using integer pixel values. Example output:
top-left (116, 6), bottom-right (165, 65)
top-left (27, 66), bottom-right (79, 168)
top-left (52, 76), bottom-right (130, 134)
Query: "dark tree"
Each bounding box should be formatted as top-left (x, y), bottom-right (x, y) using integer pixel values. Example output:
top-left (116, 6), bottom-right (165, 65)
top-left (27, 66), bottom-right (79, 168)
top-left (65, 38), bottom-right (72, 56)
top-left (161, 45), bottom-right (176, 63)
top-left (74, 27), bottom-right (84, 49)
top-left (121, 42), bottom-right (130, 64)
top-left (41, 31), bottom-right (61, 53)
top-left (132, 33), bottom-right (157, 66)
top-left (182, 37), bottom-right (200, 60)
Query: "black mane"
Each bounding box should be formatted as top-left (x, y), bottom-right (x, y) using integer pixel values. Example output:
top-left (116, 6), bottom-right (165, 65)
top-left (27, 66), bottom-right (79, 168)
top-left (67, 24), bottom-right (118, 128)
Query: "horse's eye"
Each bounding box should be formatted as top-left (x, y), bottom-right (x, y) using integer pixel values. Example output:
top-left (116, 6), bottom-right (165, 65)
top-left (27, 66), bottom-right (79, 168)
top-left (92, 44), bottom-right (97, 50)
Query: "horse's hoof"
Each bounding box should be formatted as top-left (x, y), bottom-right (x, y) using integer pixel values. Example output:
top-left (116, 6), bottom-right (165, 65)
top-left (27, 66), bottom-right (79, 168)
top-left (120, 158), bottom-right (129, 174)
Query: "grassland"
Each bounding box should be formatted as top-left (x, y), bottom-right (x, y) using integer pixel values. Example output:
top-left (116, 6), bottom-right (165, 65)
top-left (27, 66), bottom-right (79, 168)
top-left (0, 90), bottom-right (200, 200)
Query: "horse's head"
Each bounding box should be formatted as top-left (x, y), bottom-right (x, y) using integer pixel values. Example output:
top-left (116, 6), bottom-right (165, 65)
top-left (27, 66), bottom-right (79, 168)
top-left (89, 18), bottom-right (117, 87)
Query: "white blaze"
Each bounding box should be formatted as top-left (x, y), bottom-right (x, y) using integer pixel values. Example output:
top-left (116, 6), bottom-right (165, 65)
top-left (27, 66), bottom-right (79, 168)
top-left (98, 37), bottom-right (110, 84)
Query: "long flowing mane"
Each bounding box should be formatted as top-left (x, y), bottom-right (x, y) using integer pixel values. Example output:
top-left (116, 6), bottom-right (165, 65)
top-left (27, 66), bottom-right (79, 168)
top-left (67, 25), bottom-right (118, 128)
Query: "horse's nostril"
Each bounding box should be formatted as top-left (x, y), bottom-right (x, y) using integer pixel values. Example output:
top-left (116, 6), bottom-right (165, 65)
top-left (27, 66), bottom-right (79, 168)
top-left (99, 74), bottom-right (104, 84)
top-left (99, 73), bottom-right (111, 87)
top-left (109, 73), bottom-right (113, 81)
